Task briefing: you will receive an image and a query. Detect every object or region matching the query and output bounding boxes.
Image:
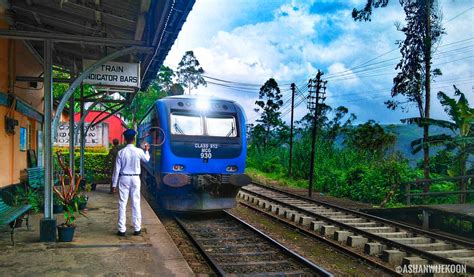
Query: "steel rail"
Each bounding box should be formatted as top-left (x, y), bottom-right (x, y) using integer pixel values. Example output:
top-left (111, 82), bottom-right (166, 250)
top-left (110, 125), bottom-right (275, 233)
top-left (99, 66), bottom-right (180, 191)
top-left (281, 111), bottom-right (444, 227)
top-left (238, 201), bottom-right (401, 276)
top-left (175, 212), bottom-right (332, 277)
top-left (241, 184), bottom-right (474, 273)
top-left (248, 182), bottom-right (474, 249)
top-left (224, 211), bottom-right (333, 277)
top-left (174, 216), bottom-right (226, 277)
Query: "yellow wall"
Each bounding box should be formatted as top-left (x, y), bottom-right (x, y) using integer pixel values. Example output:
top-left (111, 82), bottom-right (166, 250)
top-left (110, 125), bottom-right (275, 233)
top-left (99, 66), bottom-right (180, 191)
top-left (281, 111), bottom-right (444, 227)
top-left (0, 106), bottom-right (39, 187)
top-left (0, 13), bottom-right (44, 188)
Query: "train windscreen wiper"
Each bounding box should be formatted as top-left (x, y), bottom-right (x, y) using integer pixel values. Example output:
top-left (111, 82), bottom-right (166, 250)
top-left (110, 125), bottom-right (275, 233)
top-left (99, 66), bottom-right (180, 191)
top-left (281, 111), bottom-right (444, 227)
top-left (174, 123), bottom-right (185, 134)
top-left (226, 126), bottom-right (235, 137)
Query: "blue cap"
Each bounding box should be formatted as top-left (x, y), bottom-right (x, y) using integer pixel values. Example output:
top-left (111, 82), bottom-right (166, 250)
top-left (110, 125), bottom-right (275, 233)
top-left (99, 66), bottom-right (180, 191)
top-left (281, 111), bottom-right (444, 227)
top-left (123, 129), bottom-right (136, 139)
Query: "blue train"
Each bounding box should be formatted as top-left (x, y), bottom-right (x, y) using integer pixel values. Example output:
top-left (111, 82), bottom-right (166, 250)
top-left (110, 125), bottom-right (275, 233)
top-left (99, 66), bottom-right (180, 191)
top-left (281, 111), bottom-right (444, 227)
top-left (137, 96), bottom-right (251, 211)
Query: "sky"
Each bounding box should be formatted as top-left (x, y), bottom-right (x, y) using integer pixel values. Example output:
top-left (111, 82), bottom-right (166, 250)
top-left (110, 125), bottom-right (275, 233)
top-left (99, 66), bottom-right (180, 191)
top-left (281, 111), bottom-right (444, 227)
top-left (164, 0), bottom-right (474, 125)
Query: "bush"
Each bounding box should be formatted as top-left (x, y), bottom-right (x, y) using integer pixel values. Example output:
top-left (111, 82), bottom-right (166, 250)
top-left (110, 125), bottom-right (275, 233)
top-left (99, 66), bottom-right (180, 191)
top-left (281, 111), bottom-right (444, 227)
top-left (53, 146), bottom-right (108, 154)
top-left (247, 137), bottom-right (422, 207)
top-left (56, 152), bottom-right (111, 182)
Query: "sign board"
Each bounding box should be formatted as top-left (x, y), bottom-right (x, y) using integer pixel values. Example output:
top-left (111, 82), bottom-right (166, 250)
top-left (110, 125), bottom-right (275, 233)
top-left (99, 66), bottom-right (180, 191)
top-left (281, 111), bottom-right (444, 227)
top-left (83, 59), bottom-right (140, 88)
top-left (54, 123), bottom-right (109, 148)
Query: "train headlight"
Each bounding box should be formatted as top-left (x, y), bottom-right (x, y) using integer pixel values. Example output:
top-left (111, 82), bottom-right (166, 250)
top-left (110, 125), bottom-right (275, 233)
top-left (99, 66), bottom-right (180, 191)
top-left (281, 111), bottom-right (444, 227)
top-left (196, 99), bottom-right (209, 111)
top-left (172, 164), bottom-right (185, 171)
top-left (226, 165), bottom-right (238, 172)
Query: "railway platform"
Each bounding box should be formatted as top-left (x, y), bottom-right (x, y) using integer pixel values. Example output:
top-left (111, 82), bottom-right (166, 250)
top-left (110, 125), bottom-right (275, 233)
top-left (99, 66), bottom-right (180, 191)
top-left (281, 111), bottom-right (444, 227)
top-left (0, 184), bottom-right (193, 276)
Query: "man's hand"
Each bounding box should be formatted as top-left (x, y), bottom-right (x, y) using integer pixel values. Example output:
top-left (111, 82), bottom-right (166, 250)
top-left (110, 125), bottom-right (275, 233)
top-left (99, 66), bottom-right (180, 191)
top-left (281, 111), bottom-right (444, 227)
top-left (144, 143), bottom-right (150, 152)
top-left (111, 187), bottom-right (117, 193)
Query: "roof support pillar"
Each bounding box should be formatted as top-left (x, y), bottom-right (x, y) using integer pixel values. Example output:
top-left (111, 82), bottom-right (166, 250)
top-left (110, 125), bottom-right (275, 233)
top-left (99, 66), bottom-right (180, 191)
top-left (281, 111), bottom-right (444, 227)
top-left (69, 93), bottom-right (75, 185)
top-left (79, 84), bottom-right (85, 178)
top-left (77, 95), bottom-right (105, 178)
top-left (40, 39), bottom-right (56, 242)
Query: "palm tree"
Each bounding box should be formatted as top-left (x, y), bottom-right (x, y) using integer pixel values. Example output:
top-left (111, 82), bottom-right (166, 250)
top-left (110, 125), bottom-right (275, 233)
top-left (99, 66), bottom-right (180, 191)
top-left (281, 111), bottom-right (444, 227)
top-left (402, 86), bottom-right (474, 202)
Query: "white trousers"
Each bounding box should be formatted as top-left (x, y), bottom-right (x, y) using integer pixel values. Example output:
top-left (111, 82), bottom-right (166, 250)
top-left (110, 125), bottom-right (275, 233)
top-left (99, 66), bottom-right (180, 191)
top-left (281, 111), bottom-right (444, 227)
top-left (117, 176), bottom-right (141, 232)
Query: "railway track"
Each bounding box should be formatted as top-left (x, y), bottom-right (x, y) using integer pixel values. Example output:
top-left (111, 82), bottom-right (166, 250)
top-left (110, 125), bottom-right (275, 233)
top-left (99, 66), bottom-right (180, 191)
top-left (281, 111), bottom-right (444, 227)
top-left (175, 211), bottom-right (332, 276)
top-left (239, 183), bottom-right (474, 274)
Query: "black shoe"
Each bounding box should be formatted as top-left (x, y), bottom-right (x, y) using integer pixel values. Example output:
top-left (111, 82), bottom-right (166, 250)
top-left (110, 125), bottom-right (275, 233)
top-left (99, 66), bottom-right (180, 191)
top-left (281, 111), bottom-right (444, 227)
top-left (133, 230), bottom-right (141, 236)
top-left (117, 231), bottom-right (126, 237)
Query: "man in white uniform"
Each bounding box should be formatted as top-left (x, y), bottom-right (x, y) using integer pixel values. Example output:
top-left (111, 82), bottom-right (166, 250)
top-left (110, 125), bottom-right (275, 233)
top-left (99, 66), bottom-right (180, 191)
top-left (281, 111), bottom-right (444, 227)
top-left (112, 129), bottom-right (150, 236)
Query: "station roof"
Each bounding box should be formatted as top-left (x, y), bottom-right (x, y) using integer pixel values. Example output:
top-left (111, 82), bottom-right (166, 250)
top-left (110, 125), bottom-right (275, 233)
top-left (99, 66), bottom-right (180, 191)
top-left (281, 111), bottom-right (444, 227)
top-left (6, 0), bottom-right (195, 91)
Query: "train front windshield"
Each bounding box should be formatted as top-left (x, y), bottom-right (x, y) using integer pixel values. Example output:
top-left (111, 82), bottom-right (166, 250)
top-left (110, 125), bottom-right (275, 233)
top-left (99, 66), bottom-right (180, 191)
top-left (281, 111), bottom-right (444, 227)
top-left (170, 113), bottom-right (238, 138)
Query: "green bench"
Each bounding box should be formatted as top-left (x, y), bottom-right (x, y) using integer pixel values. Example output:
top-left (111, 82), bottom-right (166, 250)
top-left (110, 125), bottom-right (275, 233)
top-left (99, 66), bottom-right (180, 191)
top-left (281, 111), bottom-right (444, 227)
top-left (0, 189), bottom-right (31, 245)
top-left (26, 167), bottom-right (45, 189)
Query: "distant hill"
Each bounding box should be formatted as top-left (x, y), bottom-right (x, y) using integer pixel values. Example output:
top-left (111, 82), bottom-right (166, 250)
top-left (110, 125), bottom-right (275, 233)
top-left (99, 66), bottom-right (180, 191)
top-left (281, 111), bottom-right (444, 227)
top-left (383, 124), bottom-right (452, 165)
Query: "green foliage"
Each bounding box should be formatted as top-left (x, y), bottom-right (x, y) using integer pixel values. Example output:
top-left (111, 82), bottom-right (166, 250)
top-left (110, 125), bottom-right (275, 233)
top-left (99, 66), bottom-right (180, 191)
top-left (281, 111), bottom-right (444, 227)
top-left (427, 150), bottom-right (454, 175)
top-left (53, 146), bottom-right (108, 154)
top-left (121, 66), bottom-right (179, 126)
top-left (52, 70), bottom-right (96, 113)
top-left (252, 78), bottom-right (286, 148)
top-left (7, 186), bottom-right (42, 213)
top-left (406, 87), bottom-right (474, 177)
top-left (345, 120), bottom-right (396, 155)
top-left (59, 152), bottom-right (110, 182)
top-left (249, 142), bottom-right (423, 206)
top-left (63, 204), bottom-right (77, 226)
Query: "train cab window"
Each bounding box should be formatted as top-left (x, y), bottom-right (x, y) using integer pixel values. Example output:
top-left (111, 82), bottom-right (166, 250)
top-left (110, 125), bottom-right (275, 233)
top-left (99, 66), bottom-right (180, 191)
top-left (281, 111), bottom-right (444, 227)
top-left (170, 113), bottom-right (203, 136)
top-left (205, 116), bottom-right (237, 137)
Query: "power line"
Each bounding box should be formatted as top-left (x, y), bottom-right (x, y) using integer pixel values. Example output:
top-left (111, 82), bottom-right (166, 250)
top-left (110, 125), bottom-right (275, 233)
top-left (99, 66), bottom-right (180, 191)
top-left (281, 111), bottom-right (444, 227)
top-left (444, 6), bottom-right (474, 24)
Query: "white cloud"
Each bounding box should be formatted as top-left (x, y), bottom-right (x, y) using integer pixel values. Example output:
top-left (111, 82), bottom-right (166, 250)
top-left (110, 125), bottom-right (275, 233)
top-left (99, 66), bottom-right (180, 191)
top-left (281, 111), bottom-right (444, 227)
top-left (165, 0), bottom-right (473, 124)
top-left (327, 62), bottom-right (359, 87)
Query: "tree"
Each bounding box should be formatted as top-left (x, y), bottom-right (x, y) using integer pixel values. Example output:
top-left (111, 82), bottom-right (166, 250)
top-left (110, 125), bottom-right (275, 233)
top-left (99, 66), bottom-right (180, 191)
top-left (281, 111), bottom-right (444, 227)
top-left (326, 106), bottom-right (357, 140)
top-left (353, 0), bottom-right (444, 180)
top-left (176, 51), bottom-right (207, 94)
top-left (155, 65), bottom-right (176, 92)
top-left (345, 120), bottom-right (397, 155)
top-left (402, 86), bottom-right (474, 201)
top-left (253, 78), bottom-right (285, 149)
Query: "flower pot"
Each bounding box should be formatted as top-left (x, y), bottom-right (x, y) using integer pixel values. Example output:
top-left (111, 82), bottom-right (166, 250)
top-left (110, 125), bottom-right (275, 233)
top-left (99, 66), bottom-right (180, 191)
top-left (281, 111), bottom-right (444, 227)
top-left (53, 204), bottom-right (64, 214)
top-left (57, 225), bottom-right (76, 242)
top-left (78, 201), bottom-right (87, 210)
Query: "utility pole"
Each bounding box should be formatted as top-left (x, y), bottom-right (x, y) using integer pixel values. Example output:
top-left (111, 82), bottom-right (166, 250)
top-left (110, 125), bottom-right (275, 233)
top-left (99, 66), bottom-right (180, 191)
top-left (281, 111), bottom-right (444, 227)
top-left (307, 70), bottom-right (327, 197)
top-left (288, 83), bottom-right (296, 177)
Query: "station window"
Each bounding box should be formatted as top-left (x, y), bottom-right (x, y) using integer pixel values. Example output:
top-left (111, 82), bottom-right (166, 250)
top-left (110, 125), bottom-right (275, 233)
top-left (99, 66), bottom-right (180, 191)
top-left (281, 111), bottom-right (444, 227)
top-left (205, 116), bottom-right (237, 137)
top-left (170, 113), bottom-right (203, 136)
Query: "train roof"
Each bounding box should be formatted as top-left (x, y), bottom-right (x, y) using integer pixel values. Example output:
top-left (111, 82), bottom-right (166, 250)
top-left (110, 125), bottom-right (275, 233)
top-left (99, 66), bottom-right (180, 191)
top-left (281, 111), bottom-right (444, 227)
top-left (159, 95), bottom-right (235, 103)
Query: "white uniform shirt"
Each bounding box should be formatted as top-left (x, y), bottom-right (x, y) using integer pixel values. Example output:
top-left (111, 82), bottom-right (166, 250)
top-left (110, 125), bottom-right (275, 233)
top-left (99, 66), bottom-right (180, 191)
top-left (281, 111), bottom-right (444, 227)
top-left (112, 144), bottom-right (150, 188)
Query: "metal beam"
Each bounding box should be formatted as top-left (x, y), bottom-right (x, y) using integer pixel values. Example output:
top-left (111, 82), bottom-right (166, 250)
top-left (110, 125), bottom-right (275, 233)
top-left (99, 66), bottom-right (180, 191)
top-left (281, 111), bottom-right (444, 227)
top-left (0, 30), bottom-right (147, 46)
top-left (12, 5), bottom-right (100, 35)
top-left (77, 99), bottom-right (127, 103)
top-left (88, 103), bottom-right (122, 128)
top-left (22, 40), bottom-right (43, 65)
top-left (25, 0), bottom-right (137, 31)
top-left (89, 104), bottom-right (127, 130)
top-left (16, 76), bottom-right (72, 83)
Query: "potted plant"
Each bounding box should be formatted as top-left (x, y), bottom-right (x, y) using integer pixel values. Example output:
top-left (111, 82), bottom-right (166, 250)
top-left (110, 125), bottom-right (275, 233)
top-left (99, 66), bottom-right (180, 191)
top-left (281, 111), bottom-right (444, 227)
top-left (54, 152), bottom-right (86, 242)
top-left (53, 194), bottom-right (64, 214)
top-left (75, 193), bottom-right (89, 211)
